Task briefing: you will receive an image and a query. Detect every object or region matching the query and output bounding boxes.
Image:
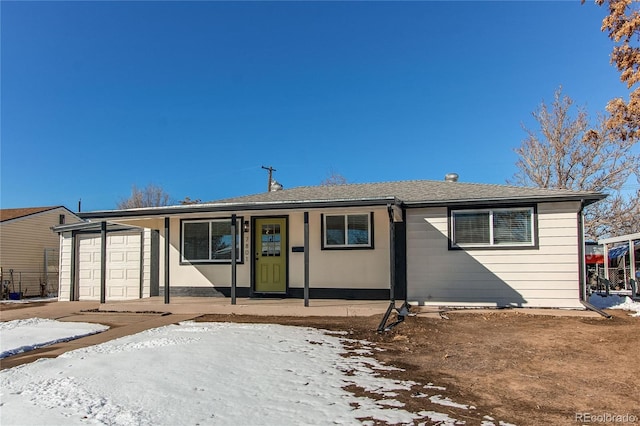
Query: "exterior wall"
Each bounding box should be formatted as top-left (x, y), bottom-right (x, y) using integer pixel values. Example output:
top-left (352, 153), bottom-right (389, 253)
top-left (143, 206), bottom-right (391, 296)
top-left (58, 231), bottom-right (73, 301)
top-left (141, 229), bottom-right (152, 298)
top-left (1, 208), bottom-right (83, 297)
top-left (406, 201), bottom-right (583, 308)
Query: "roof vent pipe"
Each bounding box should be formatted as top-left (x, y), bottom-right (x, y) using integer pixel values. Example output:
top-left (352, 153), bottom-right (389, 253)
top-left (444, 173), bottom-right (459, 182)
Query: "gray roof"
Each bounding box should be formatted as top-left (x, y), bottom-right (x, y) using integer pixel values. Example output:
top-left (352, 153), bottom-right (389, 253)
top-left (216, 179), bottom-right (605, 206)
top-left (79, 179), bottom-right (605, 219)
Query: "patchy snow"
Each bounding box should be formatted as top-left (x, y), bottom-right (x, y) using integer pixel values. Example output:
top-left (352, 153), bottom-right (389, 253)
top-left (0, 320), bottom-right (514, 425)
top-left (429, 394), bottom-right (475, 410)
top-left (589, 294), bottom-right (640, 316)
top-left (481, 416), bottom-right (517, 426)
top-left (424, 382), bottom-right (447, 391)
top-left (0, 318), bottom-right (109, 358)
top-left (417, 410), bottom-right (462, 425)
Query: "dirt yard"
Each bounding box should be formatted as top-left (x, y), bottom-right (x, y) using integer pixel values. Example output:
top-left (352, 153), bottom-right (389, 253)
top-left (196, 309), bottom-right (640, 425)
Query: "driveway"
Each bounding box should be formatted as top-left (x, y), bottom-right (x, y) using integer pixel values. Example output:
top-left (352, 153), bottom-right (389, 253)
top-left (1, 301), bottom-right (196, 370)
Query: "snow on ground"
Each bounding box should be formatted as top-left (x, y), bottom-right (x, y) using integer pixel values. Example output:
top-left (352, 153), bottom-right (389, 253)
top-left (0, 318), bottom-right (109, 358)
top-left (0, 320), bottom-right (512, 426)
top-left (588, 293), bottom-right (640, 317)
top-left (0, 297), bottom-right (58, 305)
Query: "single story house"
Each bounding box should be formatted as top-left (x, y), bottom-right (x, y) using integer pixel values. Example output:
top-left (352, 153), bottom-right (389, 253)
top-left (1, 206), bottom-right (83, 298)
top-left (55, 178), bottom-right (605, 309)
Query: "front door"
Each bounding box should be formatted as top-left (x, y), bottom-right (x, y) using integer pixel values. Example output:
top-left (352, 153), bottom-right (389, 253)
top-left (254, 218), bottom-right (287, 293)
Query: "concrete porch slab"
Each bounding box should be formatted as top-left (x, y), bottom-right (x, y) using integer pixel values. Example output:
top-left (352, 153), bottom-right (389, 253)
top-left (99, 296), bottom-right (394, 317)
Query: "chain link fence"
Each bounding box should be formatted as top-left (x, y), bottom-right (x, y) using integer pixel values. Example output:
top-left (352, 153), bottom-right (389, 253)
top-left (1, 249), bottom-right (59, 300)
top-left (1, 270), bottom-right (59, 299)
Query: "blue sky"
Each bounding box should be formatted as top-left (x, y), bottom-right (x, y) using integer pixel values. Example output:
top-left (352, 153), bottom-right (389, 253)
top-left (0, 1), bottom-right (629, 211)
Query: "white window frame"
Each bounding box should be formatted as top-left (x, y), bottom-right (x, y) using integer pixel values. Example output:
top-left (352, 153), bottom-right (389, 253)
top-left (451, 207), bottom-right (535, 248)
top-left (181, 218), bottom-right (242, 263)
top-left (323, 213), bottom-right (372, 249)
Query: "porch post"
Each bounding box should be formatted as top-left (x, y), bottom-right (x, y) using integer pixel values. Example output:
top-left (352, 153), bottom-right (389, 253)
top-left (388, 206), bottom-right (396, 302)
top-left (70, 232), bottom-right (77, 301)
top-left (100, 221), bottom-right (107, 304)
top-left (231, 214), bottom-right (237, 305)
top-left (164, 217), bottom-right (170, 304)
top-left (304, 212), bottom-right (309, 307)
top-left (603, 244), bottom-right (610, 285)
top-left (629, 238), bottom-right (636, 291)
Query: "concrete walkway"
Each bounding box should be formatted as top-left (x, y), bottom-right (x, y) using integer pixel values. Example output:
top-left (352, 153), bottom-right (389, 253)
top-left (0, 300), bottom-right (198, 370)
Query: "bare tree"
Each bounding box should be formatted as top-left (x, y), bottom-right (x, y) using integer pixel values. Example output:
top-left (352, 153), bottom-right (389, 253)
top-left (588, 0), bottom-right (640, 142)
top-left (117, 184), bottom-right (172, 209)
top-left (179, 196), bottom-right (202, 205)
top-left (510, 87), bottom-right (639, 240)
top-left (320, 170), bottom-right (348, 186)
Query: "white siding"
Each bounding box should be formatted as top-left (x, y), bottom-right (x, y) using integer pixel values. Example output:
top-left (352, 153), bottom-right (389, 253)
top-left (141, 229), bottom-right (151, 298)
top-left (1, 208), bottom-right (82, 297)
top-left (406, 202), bottom-right (583, 308)
top-left (57, 232), bottom-right (73, 301)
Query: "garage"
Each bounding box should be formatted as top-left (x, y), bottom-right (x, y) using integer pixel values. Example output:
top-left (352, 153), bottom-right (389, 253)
top-left (55, 223), bottom-right (153, 302)
top-left (76, 231), bottom-right (143, 301)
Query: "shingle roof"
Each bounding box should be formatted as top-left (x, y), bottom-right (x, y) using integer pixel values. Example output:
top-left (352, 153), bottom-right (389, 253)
top-left (79, 179), bottom-right (606, 219)
top-left (0, 206), bottom-right (62, 223)
top-left (214, 179), bottom-right (605, 206)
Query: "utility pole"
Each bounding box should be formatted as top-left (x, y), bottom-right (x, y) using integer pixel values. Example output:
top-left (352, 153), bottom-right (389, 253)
top-left (261, 165), bottom-right (276, 192)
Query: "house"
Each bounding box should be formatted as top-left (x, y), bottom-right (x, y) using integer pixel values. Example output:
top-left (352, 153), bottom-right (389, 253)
top-left (55, 178), bottom-right (605, 309)
top-left (1, 206), bottom-right (83, 298)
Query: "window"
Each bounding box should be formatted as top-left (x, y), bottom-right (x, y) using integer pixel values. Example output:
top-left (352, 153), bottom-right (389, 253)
top-left (323, 213), bottom-right (372, 249)
top-left (451, 207), bottom-right (534, 248)
top-left (182, 218), bottom-right (242, 262)
top-left (59, 214), bottom-right (66, 225)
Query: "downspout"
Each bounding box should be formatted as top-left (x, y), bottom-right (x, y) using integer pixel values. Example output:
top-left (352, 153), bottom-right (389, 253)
top-left (577, 203), bottom-right (587, 303)
top-left (231, 214), bottom-right (237, 305)
top-left (377, 202), bottom-right (410, 332)
top-left (577, 201), bottom-right (611, 318)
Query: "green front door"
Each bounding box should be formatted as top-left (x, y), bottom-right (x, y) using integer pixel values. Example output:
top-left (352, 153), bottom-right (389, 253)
top-left (254, 218), bottom-right (287, 293)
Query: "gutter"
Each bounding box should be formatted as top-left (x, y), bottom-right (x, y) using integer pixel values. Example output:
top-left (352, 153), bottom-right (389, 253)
top-left (78, 197), bottom-right (399, 219)
top-left (404, 193), bottom-right (606, 209)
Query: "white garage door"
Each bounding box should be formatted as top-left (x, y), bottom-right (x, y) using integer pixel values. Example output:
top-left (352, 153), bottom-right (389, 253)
top-left (77, 231), bottom-right (142, 301)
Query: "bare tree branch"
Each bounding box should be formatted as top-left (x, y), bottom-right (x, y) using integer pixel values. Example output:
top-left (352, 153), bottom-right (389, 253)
top-left (510, 87), bottom-right (639, 240)
top-left (117, 184), bottom-right (172, 209)
top-left (320, 170), bottom-right (348, 186)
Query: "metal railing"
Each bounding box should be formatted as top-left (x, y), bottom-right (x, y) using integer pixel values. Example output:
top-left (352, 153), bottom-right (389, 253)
top-left (592, 274), bottom-right (639, 298)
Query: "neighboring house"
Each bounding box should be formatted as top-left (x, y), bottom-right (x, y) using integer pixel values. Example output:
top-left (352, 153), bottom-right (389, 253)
top-left (1, 206), bottom-right (83, 297)
top-left (56, 178), bottom-right (605, 309)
